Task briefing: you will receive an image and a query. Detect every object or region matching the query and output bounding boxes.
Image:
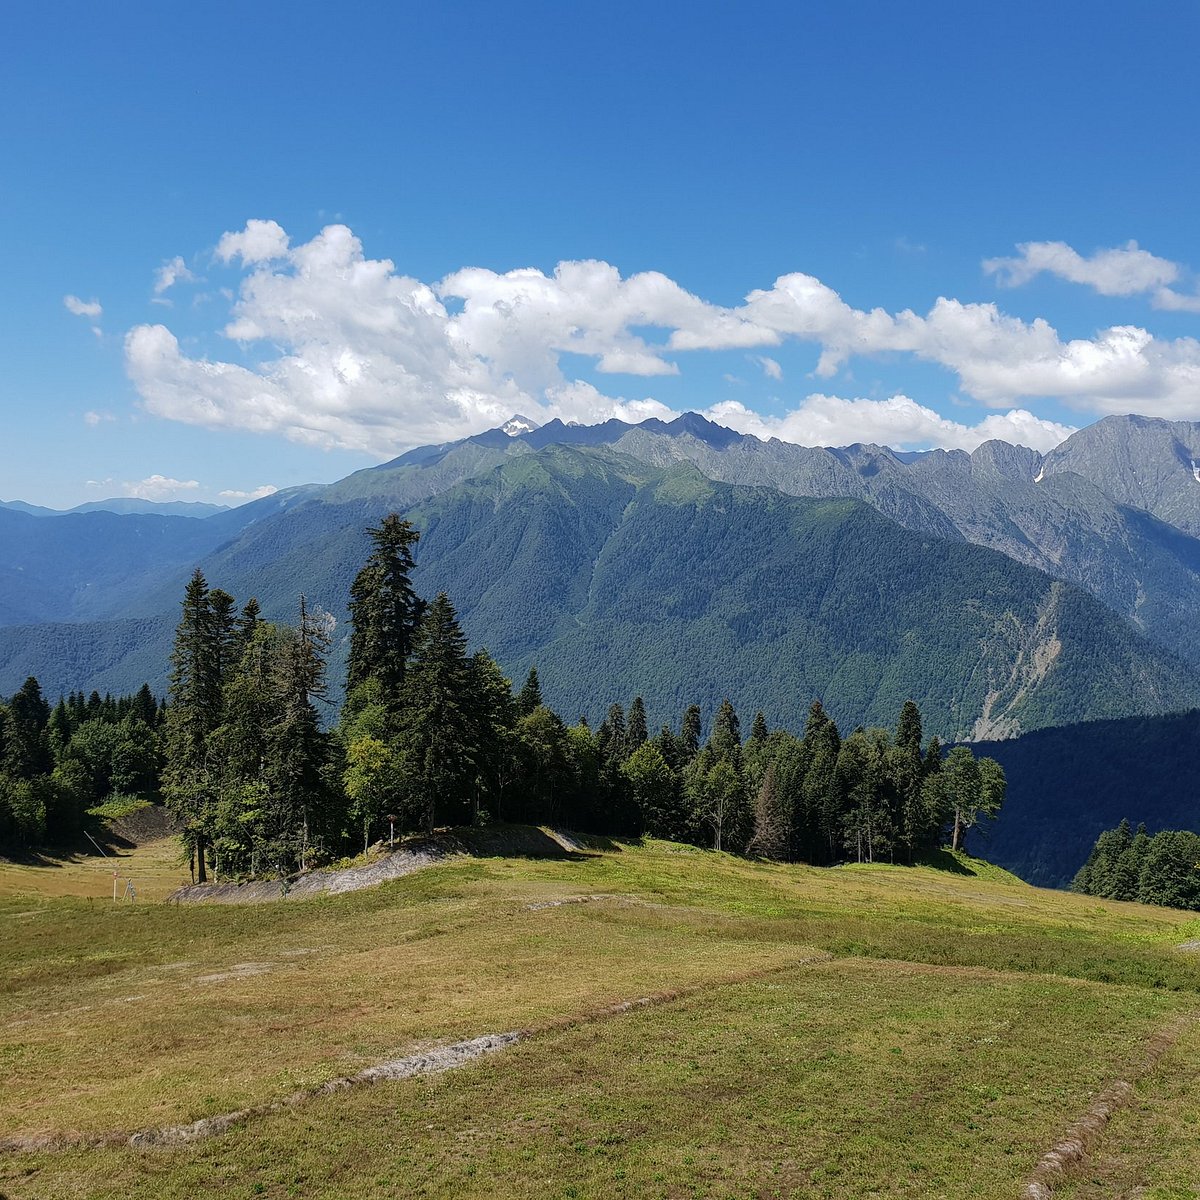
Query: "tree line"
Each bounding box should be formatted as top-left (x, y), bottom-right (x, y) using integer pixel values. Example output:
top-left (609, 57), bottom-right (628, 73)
top-left (1, 513), bottom-right (1007, 877)
top-left (1072, 819), bottom-right (1200, 910)
top-left (0, 681), bottom-right (162, 846)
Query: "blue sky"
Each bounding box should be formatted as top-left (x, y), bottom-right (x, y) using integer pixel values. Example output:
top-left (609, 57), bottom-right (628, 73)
top-left (4, 1), bottom-right (1200, 507)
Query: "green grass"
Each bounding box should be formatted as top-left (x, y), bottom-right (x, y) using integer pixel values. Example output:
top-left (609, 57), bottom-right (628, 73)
top-left (86, 795), bottom-right (154, 821)
top-left (2, 834), bottom-right (1200, 1198)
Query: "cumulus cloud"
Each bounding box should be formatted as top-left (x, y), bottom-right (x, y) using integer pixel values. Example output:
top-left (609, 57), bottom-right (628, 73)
top-left (64, 294), bottom-right (102, 319)
top-left (985, 239), bottom-right (1200, 313)
top-left (154, 255), bottom-right (197, 296)
top-left (984, 240), bottom-right (1179, 296)
top-left (122, 474), bottom-right (201, 500)
top-left (218, 484), bottom-right (278, 501)
top-left (125, 219), bottom-right (1200, 460)
top-left (83, 410), bottom-right (115, 427)
top-left (707, 396), bottom-right (1074, 453)
top-left (215, 218), bottom-right (290, 265)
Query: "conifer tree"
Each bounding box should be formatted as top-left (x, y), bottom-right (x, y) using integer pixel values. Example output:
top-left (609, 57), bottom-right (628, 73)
top-left (4, 678), bottom-right (52, 779)
top-left (346, 514), bottom-right (423, 706)
top-left (800, 701), bottom-right (841, 862)
top-left (597, 703), bottom-right (626, 768)
top-left (746, 762), bottom-right (788, 860)
top-left (749, 711), bottom-right (769, 745)
top-left (891, 701), bottom-right (926, 862)
top-left (625, 696), bottom-right (649, 756)
top-left (163, 570), bottom-right (225, 882)
top-left (401, 593), bottom-right (475, 833)
top-left (466, 650), bottom-right (519, 822)
top-left (708, 699), bottom-right (742, 762)
top-left (679, 705), bottom-right (702, 761)
top-left (516, 666), bottom-right (543, 718)
top-left (265, 596), bottom-right (333, 869)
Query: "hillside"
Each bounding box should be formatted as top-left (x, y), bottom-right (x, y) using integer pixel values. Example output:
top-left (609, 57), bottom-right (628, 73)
top-left (5, 447), bottom-right (1198, 742)
top-left (3, 833), bottom-right (1200, 1198)
top-left (402, 448), bottom-right (1200, 738)
top-left (970, 708), bottom-right (1200, 888)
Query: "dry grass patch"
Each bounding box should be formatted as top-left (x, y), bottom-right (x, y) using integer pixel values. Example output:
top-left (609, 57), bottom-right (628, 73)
top-left (0, 837), bottom-right (187, 903)
top-left (2, 958), bottom-right (1190, 1200)
top-left (4, 835), bottom-right (1200, 1198)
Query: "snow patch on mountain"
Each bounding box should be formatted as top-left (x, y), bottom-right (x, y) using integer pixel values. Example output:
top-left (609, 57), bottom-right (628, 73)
top-left (502, 415), bottom-right (541, 437)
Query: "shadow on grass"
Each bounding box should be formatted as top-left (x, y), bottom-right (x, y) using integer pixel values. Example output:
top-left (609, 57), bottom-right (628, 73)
top-left (451, 824), bottom-right (638, 861)
top-left (913, 848), bottom-right (977, 876)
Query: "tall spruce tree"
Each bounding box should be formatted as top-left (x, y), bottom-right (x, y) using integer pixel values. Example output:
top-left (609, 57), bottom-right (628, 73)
top-left (892, 701), bottom-right (926, 862)
top-left (625, 696), bottom-right (649, 756)
top-left (265, 596), bottom-right (333, 869)
top-left (401, 593), bottom-right (475, 833)
top-left (346, 514), bottom-right (424, 707)
top-left (516, 666), bottom-right (544, 717)
top-left (163, 570), bottom-right (228, 882)
top-left (679, 705), bottom-right (702, 762)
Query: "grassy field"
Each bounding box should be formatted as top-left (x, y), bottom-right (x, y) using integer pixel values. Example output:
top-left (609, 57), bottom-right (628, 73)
top-left (2, 833), bottom-right (1200, 1198)
top-left (0, 836), bottom-right (188, 903)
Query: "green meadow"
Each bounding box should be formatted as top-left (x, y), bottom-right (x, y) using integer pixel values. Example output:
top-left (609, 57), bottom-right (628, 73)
top-left (3, 834), bottom-right (1199, 1199)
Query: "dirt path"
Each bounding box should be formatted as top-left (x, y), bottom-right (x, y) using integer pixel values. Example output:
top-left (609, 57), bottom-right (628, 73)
top-left (170, 826), bottom-right (586, 904)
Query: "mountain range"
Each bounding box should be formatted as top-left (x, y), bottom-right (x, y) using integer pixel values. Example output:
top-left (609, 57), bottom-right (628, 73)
top-left (0, 497), bottom-right (231, 518)
top-left (4, 413), bottom-right (1200, 750)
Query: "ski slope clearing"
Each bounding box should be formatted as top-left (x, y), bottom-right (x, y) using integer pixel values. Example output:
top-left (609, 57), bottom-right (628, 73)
top-left (3, 835), bottom-right (1200, 1198)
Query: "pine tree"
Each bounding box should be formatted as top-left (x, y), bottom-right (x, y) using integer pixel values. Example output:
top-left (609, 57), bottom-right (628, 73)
top-left (163, 570), bottom-right (227, 882)
top-left (892, 701), bottom-right (926, 862)
top-left (746, 762), bottom-right (788, 860)
top-left (709, 699), bottom-right (742, 761)
top-left (264, 596), bottom-right (333, 870)
top-left (749, 711), bottom-right (769, 745)
top-left (346, 514), bottom-right (423, 705)
top-left (597, 703), bottom-right (626, 768)
top-left (131, 683), bottom-right (158, 728)
top-left (679, 705), bottom-right (702, 761)
top-left (4, 678), bottom-right (52, 779)
top-left (401, 593), bottom-right (475, 833)
top-left (466, 650), bottom-right (519, 823)
top-left (516, 666), bottom-right (544, 718)
top-left (800, 701), bottom-right (841, 863)
top-left (625, 696), bottom-right (649, 756)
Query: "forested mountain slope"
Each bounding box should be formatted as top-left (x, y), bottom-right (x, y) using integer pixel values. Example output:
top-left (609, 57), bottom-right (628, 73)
top-left (399, 448), bottom-right (1200, 738)
top-left (600, 418), bottom-right (1200, 665)
top-left (5, 446), bottom-right (1196, 744)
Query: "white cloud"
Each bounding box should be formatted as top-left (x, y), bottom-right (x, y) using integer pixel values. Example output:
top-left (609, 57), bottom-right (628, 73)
top-left (218, 484), bottom-right (278, 501)
top-left (215, 218), bottom-right (290, 265)
top-left (121, 474), bottom-right (201, 500)
top-left (984, 240), bottom-right (1179, 296)
top-left (154, 255), bottom-right (197, 295)
top-left (984, 239), bottom-right (1200, 313)
top-left (125, 220), bottom-right (1200, 459)
top-left (1152, 287), bottom-right (1200, 314)
top-left (83, 410), bottom-right (115, 427)
top-left (543, 380), bottom-right (675, 427)
top-left (440, 259), bottom-right (708, 382)
top-left (706, 396), bottom-right (1074, 453)
top-left (64, 294), bottom-right (102, 319)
